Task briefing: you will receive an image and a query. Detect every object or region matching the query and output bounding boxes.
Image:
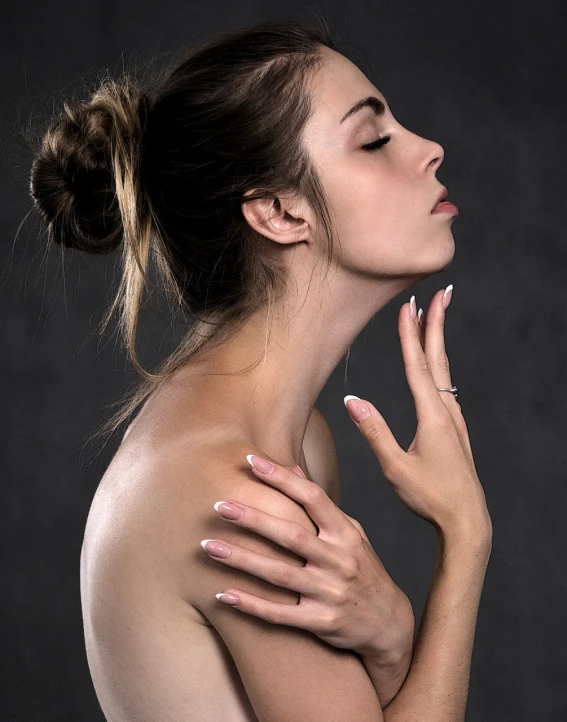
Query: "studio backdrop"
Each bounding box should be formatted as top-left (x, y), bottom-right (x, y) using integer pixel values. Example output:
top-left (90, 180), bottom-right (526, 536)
top-left (1, 1), bottom-right (566, 720)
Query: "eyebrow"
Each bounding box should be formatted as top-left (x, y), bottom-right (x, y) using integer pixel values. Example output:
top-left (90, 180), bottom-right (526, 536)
top-left (340, 96), bottom-right (386, 124)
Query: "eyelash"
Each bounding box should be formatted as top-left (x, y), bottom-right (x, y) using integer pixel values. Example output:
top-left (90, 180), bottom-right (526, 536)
top-left (361, 135), bottom-right (391, 151)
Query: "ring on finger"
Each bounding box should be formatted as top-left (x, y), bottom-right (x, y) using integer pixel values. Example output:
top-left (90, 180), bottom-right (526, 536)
top-left (436, 386), bottom-right (459, 399)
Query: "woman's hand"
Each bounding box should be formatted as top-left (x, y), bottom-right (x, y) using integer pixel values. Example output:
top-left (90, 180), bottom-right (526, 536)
top-left (345, 286), bottom-right (492, 539)
top-left (202, 459), bottom-right (415, 661)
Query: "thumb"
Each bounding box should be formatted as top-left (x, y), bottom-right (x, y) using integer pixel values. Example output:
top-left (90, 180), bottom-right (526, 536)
top-left (344, 395), bottom-right (404, 470)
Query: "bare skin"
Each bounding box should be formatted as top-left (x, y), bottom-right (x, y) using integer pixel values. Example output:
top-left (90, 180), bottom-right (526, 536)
top-left (79, 292), bottom-right (491, 722)
top-left (80, 44), bottom-right (462, 721)
top-left (80, 382), bottom-right (339, 722)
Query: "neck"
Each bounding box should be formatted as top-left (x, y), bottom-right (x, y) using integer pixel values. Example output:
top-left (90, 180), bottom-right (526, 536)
top-left (177, 262), bottom-right (418, 468)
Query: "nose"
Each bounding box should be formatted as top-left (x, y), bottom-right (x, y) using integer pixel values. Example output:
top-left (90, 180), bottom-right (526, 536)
top-left (424, 140), bottom-right (444, 173)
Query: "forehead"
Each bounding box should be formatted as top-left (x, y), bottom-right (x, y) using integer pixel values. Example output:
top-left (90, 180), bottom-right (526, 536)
top-left (304, 47), bottom-right (386, 150)
top-left (309, 47), bottom-right (385, 123)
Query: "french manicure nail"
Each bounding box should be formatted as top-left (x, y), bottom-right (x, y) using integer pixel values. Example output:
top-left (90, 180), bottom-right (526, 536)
top-left (216, 592), bottom-right (240, 605)
top-left (214, 501), bottom-right (244, 520)
top-left (246, 455), bottom-right (275, 474)
top-left (409, 295), bottom-right (417, 320)
top-left (201, 539), bottom-right (231, 558)
top-left (417, 308), bottom-right (424, 324)
top-left (344, 395), bottom-right (371, 422)
top-left (442, 284), bottom-right (453, 310)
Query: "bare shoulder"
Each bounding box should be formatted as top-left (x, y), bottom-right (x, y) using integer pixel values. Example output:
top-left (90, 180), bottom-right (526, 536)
top-left (303, 405), bottom-right (341, 507)
top-left (179, 440), bottom-right (321, 614)
top-left (173, 437), bottom-right (384, 721)
top-left (86, 434), bottom-right (319, 605)
top-left (83, 405), bottom-right (340, 611)
top-left (83, 426), bottom-right (384, 720)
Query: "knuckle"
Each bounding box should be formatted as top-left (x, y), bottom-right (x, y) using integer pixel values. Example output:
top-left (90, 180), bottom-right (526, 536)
top-left (363, 421), bottom-right (386, 445)
top-left (338, 555), bottom-right (358, 582)
top-left (286, 522), bottom-right (308, 547)
top-left (304, 482), bottom-right (326, 504)
top-left (323, 580), bottom-right (342, 604)
top-left (409, 354), bottom-right (432, 373)
top-left (267, 606), bottom-right (285, 626)
top-left (271, 564), bottom-right (291, 587)
top-left (435, 352), bottom-right (450, 370)
top-left (418, 356), bottom-right (432, 372)
top-left (321, 608), bottom-right (340, 632)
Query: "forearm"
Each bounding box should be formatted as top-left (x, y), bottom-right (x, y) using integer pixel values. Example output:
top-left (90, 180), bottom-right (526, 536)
top-left (381, 528), bottom-right (492, 721)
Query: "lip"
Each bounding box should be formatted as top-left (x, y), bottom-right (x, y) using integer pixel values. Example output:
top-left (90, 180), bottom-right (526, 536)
top-left (431, 201), bottom-right (459, 216)
top-left (431, 186), bottom-right (458, 215)
top-left (431, 186), bottom-right (448, 212)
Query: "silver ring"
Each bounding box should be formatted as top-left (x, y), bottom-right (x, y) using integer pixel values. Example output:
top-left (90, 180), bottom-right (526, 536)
top-left (437, 386), bottom-right (458, 399)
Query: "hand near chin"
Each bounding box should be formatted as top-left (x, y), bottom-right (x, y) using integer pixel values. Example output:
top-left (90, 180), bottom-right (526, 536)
top-left (201, 458), bottom-right (415, 663)
top-left (344, 286), bottom-right (492, 538)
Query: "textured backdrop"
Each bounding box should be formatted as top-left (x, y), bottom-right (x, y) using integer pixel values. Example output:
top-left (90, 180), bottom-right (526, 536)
top-left (1, 1), bottom-right (566, 719)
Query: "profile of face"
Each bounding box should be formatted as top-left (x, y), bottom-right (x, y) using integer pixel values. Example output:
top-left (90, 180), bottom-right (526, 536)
top-left (246, 46), bottom-right (457, 283)
top-left (307, 46), bottom-right (457, 279)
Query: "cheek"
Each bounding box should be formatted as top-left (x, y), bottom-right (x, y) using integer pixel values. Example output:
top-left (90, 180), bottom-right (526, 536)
top-left (322, 164), bottom-right (453, 276)
top-left (328, 169), bottom-right (420, 253)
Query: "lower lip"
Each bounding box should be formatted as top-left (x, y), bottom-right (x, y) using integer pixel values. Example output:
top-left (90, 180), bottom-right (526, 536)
top-left (432, 201), bottom-right (459, 215)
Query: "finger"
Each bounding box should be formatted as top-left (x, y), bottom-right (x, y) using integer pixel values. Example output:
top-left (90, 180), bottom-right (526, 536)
top-left (292, 464), bottom-right (308, 479)
top-left (417, 307), bottom-right (425, 350)
top-left (422, 286), bottom-right (473, 455)
top-left (246, 456), bottom-right (357, 542)
top-left (201, 538), bottom-right (317, 595)
top-left (397, 299), bottom-right (448, 423)
top-left (215, 588), bottom-right (323, 631)
top-left (213, 497), bottom-right (338, 568)
top-left (423, 287), bottom-right (456, 410)
top-left (343, 396), bottom-right (406, 480)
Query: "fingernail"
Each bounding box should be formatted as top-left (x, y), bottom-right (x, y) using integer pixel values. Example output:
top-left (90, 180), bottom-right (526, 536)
top-left (200, 539), bottom-right (231, 558)
top-left (214, 501), bottom-right (244, 520)
top-left (246, 455), bottom-right (275, 474)
top-left (216, 592), bottom-right (240, 605)
top-left (417, 308), bottom-right (424, 325)
top-left (344, 395), bottom-right (371, 422)
top-left (409, 295), bottom-right (417, 320)
top-left (442, 284), bottom-right (453, 310)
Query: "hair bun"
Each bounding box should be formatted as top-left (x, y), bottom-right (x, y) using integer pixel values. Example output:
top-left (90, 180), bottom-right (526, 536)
top-left (29, 78), bottom-right (146, 255)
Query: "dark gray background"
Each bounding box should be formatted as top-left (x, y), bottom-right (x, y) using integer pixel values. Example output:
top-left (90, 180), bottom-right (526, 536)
top-left (2, 1), bottom-right (566, 719)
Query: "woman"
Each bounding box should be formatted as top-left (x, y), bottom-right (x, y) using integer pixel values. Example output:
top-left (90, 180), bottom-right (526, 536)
top-left (29, 18), bottom-right (492, 721)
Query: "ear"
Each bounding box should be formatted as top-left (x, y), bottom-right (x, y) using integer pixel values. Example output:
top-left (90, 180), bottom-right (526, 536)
top-left (241, 190), bottom-right (314, 246)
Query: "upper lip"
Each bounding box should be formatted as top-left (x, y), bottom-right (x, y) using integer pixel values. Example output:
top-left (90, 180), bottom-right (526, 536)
top-left (431, 186), bottom-right (448, 211)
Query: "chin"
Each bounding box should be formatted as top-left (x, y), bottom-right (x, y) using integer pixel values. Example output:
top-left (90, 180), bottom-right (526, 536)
top-left (416, 232), bottom-right (456, 275)
top-left (433, 229), bottom-right (456, 262)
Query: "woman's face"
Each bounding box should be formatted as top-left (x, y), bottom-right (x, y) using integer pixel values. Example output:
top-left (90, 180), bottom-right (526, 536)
top-left (304, 46), bottom-right (456, 279)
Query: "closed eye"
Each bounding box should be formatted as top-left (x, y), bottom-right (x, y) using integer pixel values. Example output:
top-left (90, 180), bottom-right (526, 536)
top-left (361, 135), bottom-right (391, 151)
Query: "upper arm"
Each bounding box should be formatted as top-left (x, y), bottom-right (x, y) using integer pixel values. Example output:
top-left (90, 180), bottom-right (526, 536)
top-left (303, 405), bottom-right (341, 508)
top-left (190, 471), bottom-right (383, 722)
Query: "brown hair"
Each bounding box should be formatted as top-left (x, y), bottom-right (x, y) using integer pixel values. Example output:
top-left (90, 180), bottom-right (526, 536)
top-left (28, 17), bottom-right (344, 442)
